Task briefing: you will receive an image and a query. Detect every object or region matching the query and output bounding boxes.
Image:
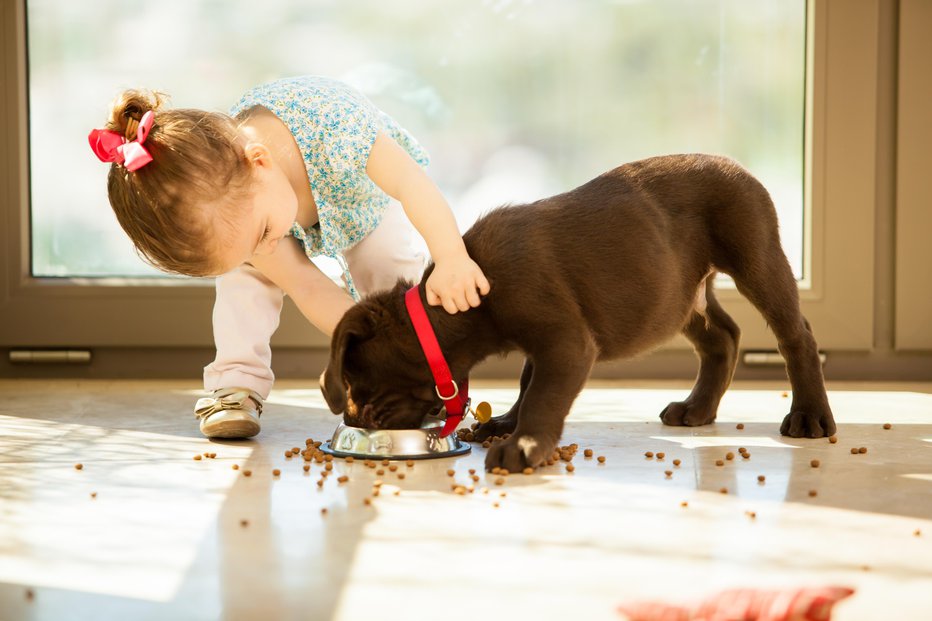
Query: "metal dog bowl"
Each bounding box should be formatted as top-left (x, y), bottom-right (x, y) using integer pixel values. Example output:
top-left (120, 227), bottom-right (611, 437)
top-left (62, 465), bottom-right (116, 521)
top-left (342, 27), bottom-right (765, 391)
top-left (320, 415), bottom-right (471, 461)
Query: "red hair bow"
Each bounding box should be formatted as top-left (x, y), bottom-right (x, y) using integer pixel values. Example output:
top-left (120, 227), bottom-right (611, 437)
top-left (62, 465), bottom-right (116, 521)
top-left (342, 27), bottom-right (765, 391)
top-left (88, 110), bottom-right (154, 171)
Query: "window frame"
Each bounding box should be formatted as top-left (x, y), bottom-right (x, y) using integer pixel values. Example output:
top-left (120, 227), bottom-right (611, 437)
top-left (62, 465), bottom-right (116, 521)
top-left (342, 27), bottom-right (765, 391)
top-left (0, 0), bottom-right (889, 355)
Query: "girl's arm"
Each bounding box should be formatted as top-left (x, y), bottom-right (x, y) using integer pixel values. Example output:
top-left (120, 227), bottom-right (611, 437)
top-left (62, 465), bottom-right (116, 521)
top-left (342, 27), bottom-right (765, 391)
top-left (365, 132), bottom-right (490, 314)
top-left (249, 237), bottom-right (354, 337)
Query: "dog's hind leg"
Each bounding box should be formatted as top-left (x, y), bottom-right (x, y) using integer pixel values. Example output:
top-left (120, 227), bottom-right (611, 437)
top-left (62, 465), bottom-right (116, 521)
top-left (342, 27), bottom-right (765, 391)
top-left (473, 358), bottom-right (531, 442)
top-left (660, 277), bottom-right (740, 427)
top-left (727, 232), bottom-right (835, 438)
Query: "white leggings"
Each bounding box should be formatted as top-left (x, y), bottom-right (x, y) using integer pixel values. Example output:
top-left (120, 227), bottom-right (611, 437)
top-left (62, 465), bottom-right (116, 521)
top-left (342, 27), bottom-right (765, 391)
top-left (203, 200), bottom-right (426, 398)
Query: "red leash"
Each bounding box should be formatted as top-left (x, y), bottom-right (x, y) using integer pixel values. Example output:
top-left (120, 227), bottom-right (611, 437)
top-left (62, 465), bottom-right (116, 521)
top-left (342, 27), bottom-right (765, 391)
top-left (404, 286), bottom-right (468, 438)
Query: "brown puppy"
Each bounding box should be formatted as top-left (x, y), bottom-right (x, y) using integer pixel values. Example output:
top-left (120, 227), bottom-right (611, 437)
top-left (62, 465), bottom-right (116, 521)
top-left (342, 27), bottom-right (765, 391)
top-left (321, 154), bottom-right (835, 472)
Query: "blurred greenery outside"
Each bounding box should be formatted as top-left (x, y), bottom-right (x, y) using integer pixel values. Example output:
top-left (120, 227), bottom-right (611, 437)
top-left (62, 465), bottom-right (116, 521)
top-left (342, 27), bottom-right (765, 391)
top-left (28, 0), bottom-right (805, 279)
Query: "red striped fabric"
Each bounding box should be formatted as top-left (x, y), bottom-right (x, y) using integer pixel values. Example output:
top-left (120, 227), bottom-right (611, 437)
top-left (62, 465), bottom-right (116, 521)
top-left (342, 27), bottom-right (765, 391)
top-left (618, 586), bottom-right (854, 621)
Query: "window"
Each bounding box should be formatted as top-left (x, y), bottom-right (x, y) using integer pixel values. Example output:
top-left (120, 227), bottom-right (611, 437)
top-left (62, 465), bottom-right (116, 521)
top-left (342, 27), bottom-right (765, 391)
top-left (2, 0), bottom-right (886, 361)
top-left (28, 0), bottom-right (805, 279)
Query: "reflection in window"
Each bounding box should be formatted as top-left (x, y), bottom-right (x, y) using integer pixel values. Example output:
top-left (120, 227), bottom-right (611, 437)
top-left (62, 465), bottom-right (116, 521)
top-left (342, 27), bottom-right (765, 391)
top-left (29, 0), bottom-right (805, 278)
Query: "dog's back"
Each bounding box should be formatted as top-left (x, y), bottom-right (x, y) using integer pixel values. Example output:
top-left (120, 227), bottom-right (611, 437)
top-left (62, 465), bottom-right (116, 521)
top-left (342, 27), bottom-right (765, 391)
top-left (460, 154), bottom-right (782, 359)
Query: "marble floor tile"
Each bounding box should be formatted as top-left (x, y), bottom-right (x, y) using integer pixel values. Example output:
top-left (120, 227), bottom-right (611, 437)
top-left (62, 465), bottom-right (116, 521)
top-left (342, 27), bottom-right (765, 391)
top-left (0, 379), bottom-right (930, 620)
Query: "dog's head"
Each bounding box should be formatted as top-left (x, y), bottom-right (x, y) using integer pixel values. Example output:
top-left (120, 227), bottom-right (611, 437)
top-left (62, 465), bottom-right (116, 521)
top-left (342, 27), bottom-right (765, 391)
top-left (320, 282), bottom-right (443, 429)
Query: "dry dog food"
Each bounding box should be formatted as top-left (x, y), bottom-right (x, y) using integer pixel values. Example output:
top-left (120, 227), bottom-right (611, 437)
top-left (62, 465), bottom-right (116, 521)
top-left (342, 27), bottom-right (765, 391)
top-left (240, 519), bottom-right (249, 527)
top-left (398, 473), bottom-right (406, 480)
top-left (829, 435), bottom-right (838, 444)
top-left (406, 460), bottom-right (414, 467)
top-left (810, 459), bottom-right (820, 468)
top-left (883, 423), bottom-right (892, 430)
top-left (446, 469), bottom-right (456, 477)
top-left (597, 456), bottom-right (606, 464)
top-left (303, 465), bottom-right (310, 472)
top-left (243, 470), bottom-right (252, 477)
top-left (494, 477), bottom-right (505, 486)
top-left (363, 498), bottom-right (372, 506)
top-left (664, 470), bottom-right (672, 478)
top-left (680, 501), bottom-right (688, 508)
top-left (90, 492), bottom-right (97, 499)
top-left (325, 463), bottom-right (333, 471)
top-left (389, 464), bottom-right (398, 472)
top-left (719, 487), bottom-right (728, 494)
top-left (715, 460), bottom-right (724, 467)
top-left (808, 489), bottom-right (818, 497)
top-left (337, 475), bottom-right (349, 483)
top-left (850, 447), bottom-right (859, 454)
top-left (566, 464), bottom-right (575, 473)
top-left (673, 459), bottom-right (681, 467)
top-left (376, 469), bottom-right (385, 475)
top-left (320, 508), bottom-right (328, 516)
top-left (272, 469), bottom-right (281, 476)
top-left (757, 475), bottom-right (766, 483)
top-left (232, 464), bottom-right (239, 470)
top-left (523, 467), bottom-right (534, 475)
top-left (584, 449), bottom-right (593, 457)
top-left (193, 455), bottom-right (202, 461)
top-left (284, 451), bottom-right (292, 459)
top-left (859, 446), bottom-right (868, 453)
top-left (656, 452), bottom-right (665, 460)
top-left (726, 452), bottom-right (735, 461)
top-left (345, 456), bottom-right (354, 463)
top-left (645, 451), bottom-right (654, 458)
top-left (736, 423), bottom-right (745, 430)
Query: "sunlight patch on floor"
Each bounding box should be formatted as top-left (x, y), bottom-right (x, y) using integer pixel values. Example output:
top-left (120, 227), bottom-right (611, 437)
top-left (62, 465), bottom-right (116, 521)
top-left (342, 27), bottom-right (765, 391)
top-left (0, 415), bottom-right (252, 601)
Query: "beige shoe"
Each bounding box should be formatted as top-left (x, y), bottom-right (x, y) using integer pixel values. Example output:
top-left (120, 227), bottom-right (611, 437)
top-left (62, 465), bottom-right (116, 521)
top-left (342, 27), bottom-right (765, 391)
top-left (194, 388), bottom-right (262, 439)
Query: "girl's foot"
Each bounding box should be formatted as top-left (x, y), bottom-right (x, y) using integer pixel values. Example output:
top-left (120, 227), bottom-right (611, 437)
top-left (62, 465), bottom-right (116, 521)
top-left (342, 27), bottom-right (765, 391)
top-left (194, 388), bottom-right (262, 439)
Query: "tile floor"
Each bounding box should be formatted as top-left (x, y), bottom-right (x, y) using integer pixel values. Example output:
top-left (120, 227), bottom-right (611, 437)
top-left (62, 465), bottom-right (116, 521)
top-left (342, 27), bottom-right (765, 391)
top-left (0, 379), bottom-right (930, 621)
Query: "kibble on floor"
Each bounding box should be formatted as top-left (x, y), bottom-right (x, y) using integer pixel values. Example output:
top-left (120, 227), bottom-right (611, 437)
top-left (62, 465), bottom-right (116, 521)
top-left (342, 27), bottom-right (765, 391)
top-left (5, 379), bottom-right (931, 621)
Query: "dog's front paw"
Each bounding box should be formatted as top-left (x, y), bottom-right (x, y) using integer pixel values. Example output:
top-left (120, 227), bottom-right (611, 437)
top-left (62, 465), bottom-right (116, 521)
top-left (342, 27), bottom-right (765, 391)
top-left (780, 408), bottom-right (836, 438)
top-left (472, 410), bottom-right (518, 442)
top-left (660, 400), bottom-right (717, 427)
top-left (484, 434), bottom-right (554, 472)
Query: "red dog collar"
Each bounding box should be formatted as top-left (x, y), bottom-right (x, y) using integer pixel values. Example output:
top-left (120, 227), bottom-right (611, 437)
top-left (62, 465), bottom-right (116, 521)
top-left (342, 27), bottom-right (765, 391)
top-left (404, 286), bottom-right (468, 438)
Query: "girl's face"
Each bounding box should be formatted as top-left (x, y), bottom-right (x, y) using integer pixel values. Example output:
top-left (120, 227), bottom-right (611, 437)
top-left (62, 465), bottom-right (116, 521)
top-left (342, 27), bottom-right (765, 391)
top-left (212, 146), bottom-right (299, 274)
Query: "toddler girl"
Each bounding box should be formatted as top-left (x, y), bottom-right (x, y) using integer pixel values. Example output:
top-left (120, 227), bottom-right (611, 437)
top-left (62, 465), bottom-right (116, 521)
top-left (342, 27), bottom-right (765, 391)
top-left (89, 75), bottom-right (489, 438)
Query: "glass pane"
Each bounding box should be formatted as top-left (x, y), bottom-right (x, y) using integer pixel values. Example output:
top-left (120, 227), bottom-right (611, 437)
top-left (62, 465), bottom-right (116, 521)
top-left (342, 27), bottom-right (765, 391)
top-left (28, 0), bottom-right (805, 279)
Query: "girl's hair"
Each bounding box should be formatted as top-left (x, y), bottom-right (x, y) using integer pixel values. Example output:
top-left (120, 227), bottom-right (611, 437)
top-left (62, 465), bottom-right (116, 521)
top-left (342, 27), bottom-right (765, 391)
top-left (103, 89), bottom-right (252, 276)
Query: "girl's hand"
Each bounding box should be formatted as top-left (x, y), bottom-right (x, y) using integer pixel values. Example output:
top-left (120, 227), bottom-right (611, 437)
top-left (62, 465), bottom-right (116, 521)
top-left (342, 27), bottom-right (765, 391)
top-left (426, 255), bottom-right (491, 314)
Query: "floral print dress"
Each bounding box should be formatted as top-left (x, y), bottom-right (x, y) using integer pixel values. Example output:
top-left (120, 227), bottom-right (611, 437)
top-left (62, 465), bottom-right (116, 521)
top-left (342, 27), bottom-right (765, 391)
top-left (230, 75), bottom-right (430, 299)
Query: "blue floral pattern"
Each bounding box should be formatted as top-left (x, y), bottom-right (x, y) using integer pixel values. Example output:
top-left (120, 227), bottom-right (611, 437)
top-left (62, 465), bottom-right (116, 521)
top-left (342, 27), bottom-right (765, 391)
top-left (230, 76), bottom-right (430, 299)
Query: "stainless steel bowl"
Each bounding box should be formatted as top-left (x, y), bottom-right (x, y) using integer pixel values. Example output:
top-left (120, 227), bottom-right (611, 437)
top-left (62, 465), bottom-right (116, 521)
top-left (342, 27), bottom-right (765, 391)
top-left (319, 415), bottom-right (471, 460)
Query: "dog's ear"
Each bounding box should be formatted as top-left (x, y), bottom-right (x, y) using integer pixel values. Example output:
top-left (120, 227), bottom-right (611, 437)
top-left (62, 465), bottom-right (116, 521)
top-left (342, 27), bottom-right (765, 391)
top-left (321, 309), bottom-right (374, 414)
